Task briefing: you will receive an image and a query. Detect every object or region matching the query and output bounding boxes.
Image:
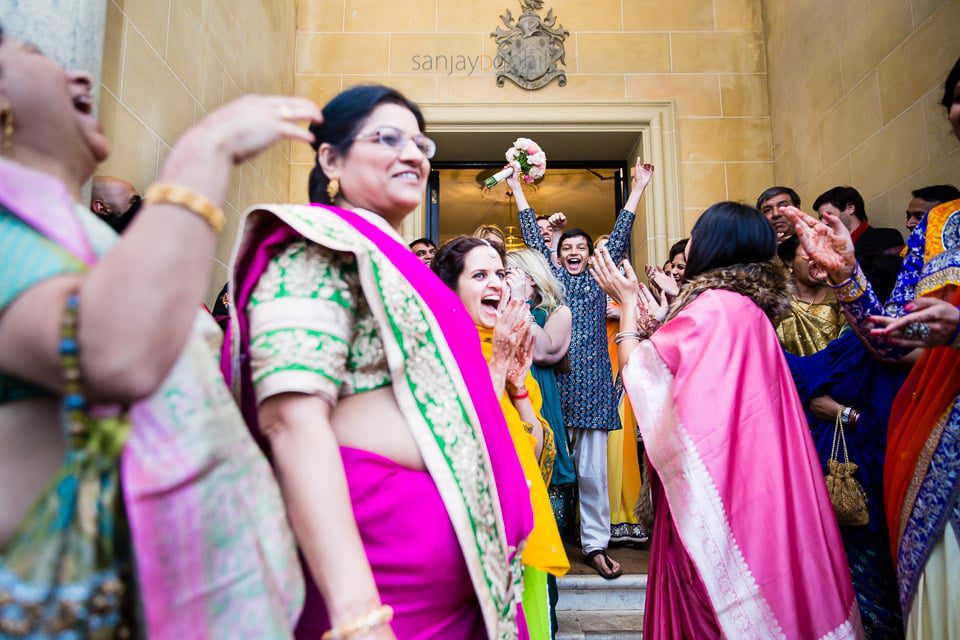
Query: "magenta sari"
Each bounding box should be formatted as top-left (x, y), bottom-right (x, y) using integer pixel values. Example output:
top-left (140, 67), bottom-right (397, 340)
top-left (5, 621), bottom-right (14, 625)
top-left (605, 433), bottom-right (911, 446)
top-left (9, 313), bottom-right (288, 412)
top-left (223, 203), bottom-right (534, 640)
top-left (623, 289), bottom-right (861, 639)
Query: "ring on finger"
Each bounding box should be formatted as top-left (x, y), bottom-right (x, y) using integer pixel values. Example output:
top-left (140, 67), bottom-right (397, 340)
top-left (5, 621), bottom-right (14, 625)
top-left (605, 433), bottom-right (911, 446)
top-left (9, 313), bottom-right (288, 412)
top-left (279, 105), bottom-right (293, 119)
top-left (904, 322), bottom-right (931, 341)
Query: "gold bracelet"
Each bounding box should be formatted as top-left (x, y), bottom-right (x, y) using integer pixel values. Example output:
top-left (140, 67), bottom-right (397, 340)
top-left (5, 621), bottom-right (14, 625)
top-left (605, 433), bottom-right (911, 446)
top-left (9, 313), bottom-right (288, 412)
top-left (322, 604), bottom-right (394, 640)
top-left (144, 183), bottom-right (225, 233)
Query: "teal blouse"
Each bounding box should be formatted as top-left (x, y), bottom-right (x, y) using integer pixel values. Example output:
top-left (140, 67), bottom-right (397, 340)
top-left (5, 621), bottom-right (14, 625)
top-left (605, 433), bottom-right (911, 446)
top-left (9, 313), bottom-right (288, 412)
top-left (0, 207), bottom-right (84, 403)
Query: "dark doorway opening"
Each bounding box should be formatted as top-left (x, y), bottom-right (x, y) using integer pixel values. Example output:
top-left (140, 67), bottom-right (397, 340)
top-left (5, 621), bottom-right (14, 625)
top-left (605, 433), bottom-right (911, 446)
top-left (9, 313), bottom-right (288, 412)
top-left (426, 161), bottom-right (628, 248)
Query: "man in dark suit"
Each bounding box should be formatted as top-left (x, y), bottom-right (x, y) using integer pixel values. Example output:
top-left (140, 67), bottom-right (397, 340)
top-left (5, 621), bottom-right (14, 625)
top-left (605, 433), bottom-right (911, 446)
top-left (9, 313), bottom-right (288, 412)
top-left (813, 186), bottom-right (903, 301)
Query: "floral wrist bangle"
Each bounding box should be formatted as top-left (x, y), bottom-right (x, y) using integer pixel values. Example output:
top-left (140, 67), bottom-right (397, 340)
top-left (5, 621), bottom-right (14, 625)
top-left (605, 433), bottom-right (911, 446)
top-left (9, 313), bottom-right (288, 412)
top-left (828, 262), bottom-right (868, 302)
top-left (145, 183), bottom-right (225, 233)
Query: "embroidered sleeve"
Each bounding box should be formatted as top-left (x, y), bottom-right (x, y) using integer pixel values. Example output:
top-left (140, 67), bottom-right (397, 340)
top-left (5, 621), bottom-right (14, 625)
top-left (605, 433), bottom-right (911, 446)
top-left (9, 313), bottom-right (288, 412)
top-left (834, 263), bottom-right (910, 360)
top-left (606, 209), bottom-right (637, 264)
top-left (247, 240), bottom-right (359, 405)
top-left (518, 207), bottom-right (550, 259)
top-left (884, 215), bottom-right (927, 316)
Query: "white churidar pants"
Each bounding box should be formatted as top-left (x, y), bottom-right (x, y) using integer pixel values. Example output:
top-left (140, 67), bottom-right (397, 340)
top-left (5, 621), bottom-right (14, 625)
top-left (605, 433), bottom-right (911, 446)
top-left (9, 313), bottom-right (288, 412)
top-left (572, 427), bottom-right (610, 553)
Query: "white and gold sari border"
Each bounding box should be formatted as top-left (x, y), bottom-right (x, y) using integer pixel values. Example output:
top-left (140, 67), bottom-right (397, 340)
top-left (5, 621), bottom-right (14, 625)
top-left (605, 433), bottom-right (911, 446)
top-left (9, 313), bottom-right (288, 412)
top-left (624, 342), bottom-right (786, 639)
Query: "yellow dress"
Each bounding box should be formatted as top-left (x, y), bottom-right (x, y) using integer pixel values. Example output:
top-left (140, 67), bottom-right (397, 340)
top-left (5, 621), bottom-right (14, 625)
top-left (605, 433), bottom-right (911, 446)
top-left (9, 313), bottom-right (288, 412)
top-left (605, 313), bottom-right (645, 540)
top-left (476, 326), bottom-right (567, 575)
top-left (477, 325), bottom-right (568, 640)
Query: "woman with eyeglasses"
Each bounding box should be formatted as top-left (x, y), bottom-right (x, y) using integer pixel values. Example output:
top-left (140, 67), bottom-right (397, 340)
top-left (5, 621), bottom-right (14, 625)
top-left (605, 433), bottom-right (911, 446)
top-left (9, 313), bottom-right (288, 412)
top-left (224, 85), bottom-right (534, 640)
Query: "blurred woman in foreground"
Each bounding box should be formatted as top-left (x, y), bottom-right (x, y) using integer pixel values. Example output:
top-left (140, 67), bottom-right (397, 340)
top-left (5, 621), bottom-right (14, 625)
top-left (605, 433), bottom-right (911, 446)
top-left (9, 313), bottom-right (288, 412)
top-left (0, 26), bottom-right (310, 636)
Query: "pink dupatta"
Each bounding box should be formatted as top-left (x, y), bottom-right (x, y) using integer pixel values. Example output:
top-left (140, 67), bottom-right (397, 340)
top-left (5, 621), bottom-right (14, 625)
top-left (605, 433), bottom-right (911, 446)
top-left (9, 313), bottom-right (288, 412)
top-left (623, 288), bottom-right (861, 639)
top-left (224, 203), bottom-right (533, 640)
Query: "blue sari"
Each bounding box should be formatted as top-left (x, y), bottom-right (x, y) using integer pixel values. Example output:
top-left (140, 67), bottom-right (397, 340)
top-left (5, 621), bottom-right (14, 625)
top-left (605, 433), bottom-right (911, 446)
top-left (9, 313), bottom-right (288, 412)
top-left (786, 331), bottom-right (906, 638)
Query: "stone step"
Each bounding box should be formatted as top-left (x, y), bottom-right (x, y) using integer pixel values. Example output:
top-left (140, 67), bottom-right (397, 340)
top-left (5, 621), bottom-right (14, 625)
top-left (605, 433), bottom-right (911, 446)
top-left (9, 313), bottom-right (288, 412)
top-left (556, 574), bottom-right (647, 612)
top-left (556, 609), bottom-right (643, 639)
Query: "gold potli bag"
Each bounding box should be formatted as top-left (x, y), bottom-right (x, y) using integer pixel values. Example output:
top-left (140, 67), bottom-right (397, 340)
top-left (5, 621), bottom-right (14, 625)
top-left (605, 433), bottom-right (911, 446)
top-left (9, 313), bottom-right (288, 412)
top-left (824, 409), bottom-right (869, 526)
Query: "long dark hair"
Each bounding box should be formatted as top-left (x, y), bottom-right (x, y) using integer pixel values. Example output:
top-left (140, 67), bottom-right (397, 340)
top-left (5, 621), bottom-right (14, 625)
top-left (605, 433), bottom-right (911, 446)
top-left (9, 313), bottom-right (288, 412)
top-left (684, 201), bottom-right (777, 280)
top-left (432, 236), bottom-right (505, 291)
top-left (307, 85), bottom-right (425, 204)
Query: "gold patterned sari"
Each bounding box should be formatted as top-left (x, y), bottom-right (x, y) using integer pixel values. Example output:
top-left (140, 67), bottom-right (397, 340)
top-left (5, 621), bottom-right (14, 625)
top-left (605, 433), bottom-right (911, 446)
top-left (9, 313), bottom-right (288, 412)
top-left (776, 290), bottom-right (846, 356)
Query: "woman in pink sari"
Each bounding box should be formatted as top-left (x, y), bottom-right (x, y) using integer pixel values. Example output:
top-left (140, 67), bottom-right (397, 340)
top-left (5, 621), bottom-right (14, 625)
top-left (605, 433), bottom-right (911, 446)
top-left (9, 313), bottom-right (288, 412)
top-left (591, 202), bottom-right (862, 639)
top-left (223, 85), bottom-right (533, 640)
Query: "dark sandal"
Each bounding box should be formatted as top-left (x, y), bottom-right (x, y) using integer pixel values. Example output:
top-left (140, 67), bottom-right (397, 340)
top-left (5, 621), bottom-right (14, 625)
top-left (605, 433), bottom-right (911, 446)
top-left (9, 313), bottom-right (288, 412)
top-left (585, 549), bottom-right (622, 580)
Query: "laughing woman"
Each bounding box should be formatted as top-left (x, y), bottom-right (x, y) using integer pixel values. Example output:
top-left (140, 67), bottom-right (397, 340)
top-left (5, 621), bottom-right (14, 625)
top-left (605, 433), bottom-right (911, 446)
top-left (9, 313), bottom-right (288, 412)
top-left (432, 236), bottom-right (569, 640)
top-left (0, 27), bottom-right (309, 637)
top-left (224, 86), bottom-right (533, 640)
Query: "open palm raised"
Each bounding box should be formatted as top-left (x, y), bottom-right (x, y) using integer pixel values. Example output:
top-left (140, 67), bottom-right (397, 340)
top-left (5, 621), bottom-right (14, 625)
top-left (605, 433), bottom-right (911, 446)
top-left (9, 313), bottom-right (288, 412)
top-left (781, 206), bottom-right (856, 281)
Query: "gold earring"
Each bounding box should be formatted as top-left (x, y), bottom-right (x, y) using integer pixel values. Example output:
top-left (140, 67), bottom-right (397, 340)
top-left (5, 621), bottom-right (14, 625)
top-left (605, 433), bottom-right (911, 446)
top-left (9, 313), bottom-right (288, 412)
top-left (0, 102), bottom-right (13, 152)
top-left (326, 177), bottom-right (339, 202)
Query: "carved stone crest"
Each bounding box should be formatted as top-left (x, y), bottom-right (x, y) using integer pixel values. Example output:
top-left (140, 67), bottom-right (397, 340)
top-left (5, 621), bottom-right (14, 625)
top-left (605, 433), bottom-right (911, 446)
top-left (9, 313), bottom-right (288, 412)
top-left (491, 0), bottom-right (569, 90)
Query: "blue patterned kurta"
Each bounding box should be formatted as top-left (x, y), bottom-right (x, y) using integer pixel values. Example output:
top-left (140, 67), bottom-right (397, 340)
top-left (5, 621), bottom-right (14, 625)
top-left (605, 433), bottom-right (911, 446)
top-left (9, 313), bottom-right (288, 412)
top-left (518, 207), bottom-right (636, 431)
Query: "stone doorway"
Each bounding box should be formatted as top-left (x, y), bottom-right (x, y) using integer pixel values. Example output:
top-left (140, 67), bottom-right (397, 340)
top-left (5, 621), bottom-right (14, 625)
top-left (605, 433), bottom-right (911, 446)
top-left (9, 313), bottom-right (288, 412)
top-left (410, 102), bottom-right (683, 268)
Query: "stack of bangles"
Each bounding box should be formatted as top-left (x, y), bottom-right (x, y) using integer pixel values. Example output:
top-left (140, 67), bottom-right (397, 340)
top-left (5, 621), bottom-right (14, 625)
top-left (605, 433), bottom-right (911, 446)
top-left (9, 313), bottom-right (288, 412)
top-left (839, 406), bottom-right (860, 428)
top-left (322, 605), bottom-right (394, 640)
top-left (614, 331), bottom-right (645, 344)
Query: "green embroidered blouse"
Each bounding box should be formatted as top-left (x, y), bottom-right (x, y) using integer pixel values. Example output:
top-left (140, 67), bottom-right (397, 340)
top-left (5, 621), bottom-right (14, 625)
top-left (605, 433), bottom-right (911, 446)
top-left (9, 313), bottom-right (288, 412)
top-left (247, 240), bottom-right (391, 405)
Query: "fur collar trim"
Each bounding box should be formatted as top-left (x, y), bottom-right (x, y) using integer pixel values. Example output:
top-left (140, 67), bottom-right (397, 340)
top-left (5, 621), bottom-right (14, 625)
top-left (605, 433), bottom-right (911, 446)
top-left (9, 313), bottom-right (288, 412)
top-left (668, 260), bottom-right (794, 323)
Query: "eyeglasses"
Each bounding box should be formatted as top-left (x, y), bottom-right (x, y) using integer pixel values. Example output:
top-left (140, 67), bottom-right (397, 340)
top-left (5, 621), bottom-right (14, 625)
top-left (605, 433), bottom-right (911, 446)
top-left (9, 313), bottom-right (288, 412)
top-left (354, 126), bottom-right (436, 159)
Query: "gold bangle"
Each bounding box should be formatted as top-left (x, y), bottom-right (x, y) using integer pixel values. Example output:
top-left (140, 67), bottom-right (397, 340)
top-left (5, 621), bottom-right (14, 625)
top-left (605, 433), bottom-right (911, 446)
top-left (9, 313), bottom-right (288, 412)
top-left (322, 604), bottom-right (393, 640)
top-left (144, 183), bottom-right (225, 233)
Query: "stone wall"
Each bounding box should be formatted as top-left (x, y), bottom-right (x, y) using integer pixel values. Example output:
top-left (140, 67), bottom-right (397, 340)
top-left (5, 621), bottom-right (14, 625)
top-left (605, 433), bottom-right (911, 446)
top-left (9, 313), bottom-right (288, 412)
top-left (292, 0), bottom-right (775, 232)
top-left (762, 0), bottom-right (960, 232)
top-left (96, 0), bottom-right (297, 298)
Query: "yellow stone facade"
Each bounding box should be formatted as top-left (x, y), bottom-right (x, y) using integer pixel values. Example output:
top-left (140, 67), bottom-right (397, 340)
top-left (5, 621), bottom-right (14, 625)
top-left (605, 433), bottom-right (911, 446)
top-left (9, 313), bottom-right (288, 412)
top-left (95, 0), bottom-right (960, 297)
top-left (762, 0), bottom-right (960, 229)
top-left (97, 0), bottom-right (297, 296)
top-left (290, 0), bottom-right (775, 233)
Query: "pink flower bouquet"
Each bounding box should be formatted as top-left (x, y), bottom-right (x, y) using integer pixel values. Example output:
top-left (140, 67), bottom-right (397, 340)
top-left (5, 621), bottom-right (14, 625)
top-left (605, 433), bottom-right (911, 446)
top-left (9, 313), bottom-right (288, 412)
top-left (483, 138), bottom-right (547, 188)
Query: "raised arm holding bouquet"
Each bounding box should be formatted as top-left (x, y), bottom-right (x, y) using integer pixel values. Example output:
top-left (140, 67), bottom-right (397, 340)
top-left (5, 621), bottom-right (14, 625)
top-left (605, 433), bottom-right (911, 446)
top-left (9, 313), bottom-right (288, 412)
top-left (508, 158), bottom-right (653, 579)
top-left (484, 137), bottom-right (547, 188)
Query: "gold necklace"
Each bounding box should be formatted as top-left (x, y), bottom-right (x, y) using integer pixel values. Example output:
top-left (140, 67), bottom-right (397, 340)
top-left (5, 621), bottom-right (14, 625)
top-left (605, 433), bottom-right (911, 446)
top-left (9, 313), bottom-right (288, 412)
top-left (794, 288), bottom-right (826, 311)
